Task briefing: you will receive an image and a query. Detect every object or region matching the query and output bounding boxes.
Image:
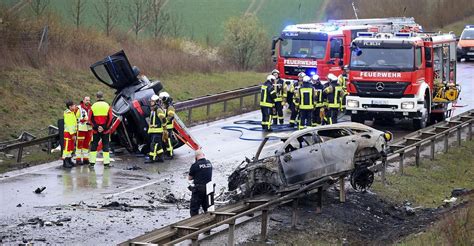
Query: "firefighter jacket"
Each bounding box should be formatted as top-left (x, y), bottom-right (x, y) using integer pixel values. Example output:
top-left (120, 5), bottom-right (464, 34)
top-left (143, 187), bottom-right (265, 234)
top-left (324, 81), bottom-right (342, 108)
top-left (164, 103), bottom-right (175, 130)
top-left (283, 81), bottom-right (294, 104)
top-left (260, 80), bottom-right (277, 108)
top-left (274, 79), bottom-right (284, 102)
top-left (76, 102), bottom-right (92, 132)
top-left (148, 106), bottom-right (166, 134)
top-left (64, 109), bottom-right (78, 134)
top-left (293, 81), bottom-right (303, 106)
top-left (89, 100), bottom-right (112, 133)
top-left (313, 82), bottom-right (325, 107)
top-left (298, 82), bottom-right (315, 110)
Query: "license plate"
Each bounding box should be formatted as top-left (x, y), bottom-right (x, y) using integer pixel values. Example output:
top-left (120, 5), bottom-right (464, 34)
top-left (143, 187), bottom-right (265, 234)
top-left (372, 100), bottom-right (388, 105)
top-left (467, 52), bottom-right (474, 55)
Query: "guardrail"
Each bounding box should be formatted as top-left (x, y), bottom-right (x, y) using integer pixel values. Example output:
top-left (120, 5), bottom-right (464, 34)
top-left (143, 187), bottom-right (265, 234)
top-left (0, 86), bottom-right (262, 163)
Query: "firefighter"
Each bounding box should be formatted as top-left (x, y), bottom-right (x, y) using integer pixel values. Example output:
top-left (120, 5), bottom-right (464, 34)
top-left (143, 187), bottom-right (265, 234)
top-left (62, 100), bottom-right (78, 168)
top-left (271, 69), bottom-right (284, 125)
top-left (89, 91), bottom-right (113, 167)
top-left (298, 76), bottom-right (315, 130)
top-left (188, 149), bottom-right (212, 217)
top-left (145, 94), bottom-right (166, 163)
top-left (290, 72), bottom-right (305, 127)
top-left (75, 96), bottom-right (92, 165)
top-left (260, 75), bottom-right (277, 132)
top-left (338, 66), bottom-right (349, 111)
top-left (159, 91), bottom-right (176, 160)
top-left (312, 75), bottom-right (324, 126)
top-left (284, 80), bottom-right (295, 126)
top-left (324, 74), bottom-right (341, 124)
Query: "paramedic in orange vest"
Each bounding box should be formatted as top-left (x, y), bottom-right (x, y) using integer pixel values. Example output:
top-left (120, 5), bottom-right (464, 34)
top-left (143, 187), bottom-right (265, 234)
top-left (63, 100), bottom-right (78, 168)
top-left (75, 96), bottom-right (92, 165)
top-left (88, 91), bottom-right (113, 167)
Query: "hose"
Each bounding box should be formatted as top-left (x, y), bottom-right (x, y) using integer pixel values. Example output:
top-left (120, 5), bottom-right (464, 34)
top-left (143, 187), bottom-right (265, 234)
top-left (221, 121), bottom-right (294, 141)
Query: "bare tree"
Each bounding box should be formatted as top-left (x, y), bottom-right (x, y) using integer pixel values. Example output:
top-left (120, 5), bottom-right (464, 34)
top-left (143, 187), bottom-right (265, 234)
top-left (94, 0), bottom-right (120, 37)
top-left (149, 0), bottom-right (168, 39)
top-left (69, 0), bottom-right (86, 29)
top-left (128, 0), bottom-right (150, 38)
top-left (166, 13), bottom-right (183, 38)
top-left (30, 0), bottom-right (50, 18)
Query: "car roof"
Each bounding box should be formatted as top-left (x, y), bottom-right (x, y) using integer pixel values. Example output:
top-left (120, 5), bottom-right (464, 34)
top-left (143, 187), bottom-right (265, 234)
top-left (265, 122), bottom-right (378, 140)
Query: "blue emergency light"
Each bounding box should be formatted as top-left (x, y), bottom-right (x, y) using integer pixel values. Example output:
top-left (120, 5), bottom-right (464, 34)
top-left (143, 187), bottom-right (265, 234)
top-left (306, 68), bottom-right (317, 76)
top-left (466, 25), bottom-right (474, 29)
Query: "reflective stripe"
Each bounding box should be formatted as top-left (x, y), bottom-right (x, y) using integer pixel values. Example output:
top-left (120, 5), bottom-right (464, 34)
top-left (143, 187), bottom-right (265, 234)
top-left (103, 151), bottom-right (110, 164)
top-left (64, 110), bottom-right (77, 134)
top-left (90, 151), bottom-right (97, 164)
top-left (260, 85), bottom-right (274, 107)
top-left (328, 86), bottom-right (342, 108)
top-left (148, 110), bottom-right (165, 133)
top-left (91, 101), bottom-right (109, 116)
top-left (299, 87), bottom-right (314, 110)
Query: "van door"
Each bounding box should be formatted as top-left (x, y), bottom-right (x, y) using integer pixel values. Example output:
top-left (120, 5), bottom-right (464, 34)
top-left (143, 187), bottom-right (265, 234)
top-left (90, 50), bottom-right (138, 91)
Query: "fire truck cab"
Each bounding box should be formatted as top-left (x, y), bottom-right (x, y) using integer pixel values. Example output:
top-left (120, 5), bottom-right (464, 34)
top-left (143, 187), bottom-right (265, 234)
top-left (271, 18), bottom-right (419, 82)
top-left (346, 32), bottom-right (459, 129)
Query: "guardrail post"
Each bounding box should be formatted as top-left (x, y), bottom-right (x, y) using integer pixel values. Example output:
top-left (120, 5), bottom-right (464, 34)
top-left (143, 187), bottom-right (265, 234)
top-left (381, 158), bottom-right (386, 186)
top-left (291, 198), bottom-right (299, 228)
top-left (254, 93), bottom-right (258, 107)
top-left (316, 187), bottom-right (323, 214)
top-left (206, 104), bottom-right (211, 116)
top-left (17, 146), bottom-right (23, 163)
top-left (223, 100), bottom-right (228, 112)
top-left (469, 122), bottom-right (473, 141)
top-left (444, 132), bottom-right (449, 153)
top-left (187, 108), bottom-right (192, 124)
top-left (415, 145), bottom-right (420, 167)
top-left (261, 209), bottom-right (269, 241)
top-left (47, 138), bottom-right (52, 155)
top-left (228, 220), bottom-right (236, 246)
top-left (239, 97), bottom-right (244, 111)
top-left (430, 139), bottom-right (435, 160)
top-left (191, 238), bottom-right (198, 246)
top-left (399, 152), bottom-right (404, 175)
top-left (457, 127), bottom-right (462, 146)
top-left (339, 176), bottom-right (346, 203)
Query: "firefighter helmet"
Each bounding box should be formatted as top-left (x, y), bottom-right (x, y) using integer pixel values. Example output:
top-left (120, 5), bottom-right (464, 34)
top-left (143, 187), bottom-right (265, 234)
top-left (159, 92), bottom-right (171, 103)
top-left (298, 72), bottom-right (306, 78)
top-left (327, 73), bottom-right (338, 82)
top-left (312, 75), bottom-right (320, 82)
top-left (150, 94), bottom-right (159, 101)
top-left (271, 69), bottom-right (280, 75)
top-left (266, 75), bottom-right (276, 82)
top-left (303, 76), bottom-right (311, 83)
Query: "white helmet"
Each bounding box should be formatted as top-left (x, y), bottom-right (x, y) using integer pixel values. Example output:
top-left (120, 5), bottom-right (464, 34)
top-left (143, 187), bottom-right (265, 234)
top-left (327, 73), bottom-right (338, 82)
top-left (271, 69), bottom-right (280, 75)
top-left (158, 91), bottom-right (170, 100)
top-left (150, 94), bottom-right (159, 101)
top-left (303, 76), bottom-right (311, 83)
top-left (312, 75), bottom-right (320, 82)
top-left (266, 74), bottom-right (276, 82)
top-left (297, 72), bottom-right (306, 78)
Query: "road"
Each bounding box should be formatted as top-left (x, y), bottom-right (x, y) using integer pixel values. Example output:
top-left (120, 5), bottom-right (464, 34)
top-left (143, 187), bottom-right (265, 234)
top-left (0, 62), bottom-right (473, 245)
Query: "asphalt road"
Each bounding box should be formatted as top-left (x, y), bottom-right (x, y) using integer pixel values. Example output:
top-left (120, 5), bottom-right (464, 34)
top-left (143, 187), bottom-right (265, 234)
top-left (0, 62), bottom-right (473, 245)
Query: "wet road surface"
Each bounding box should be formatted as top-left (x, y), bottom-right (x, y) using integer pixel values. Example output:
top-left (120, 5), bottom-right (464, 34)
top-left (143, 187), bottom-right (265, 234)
top-left (0, 62), bottom-right (472, 245)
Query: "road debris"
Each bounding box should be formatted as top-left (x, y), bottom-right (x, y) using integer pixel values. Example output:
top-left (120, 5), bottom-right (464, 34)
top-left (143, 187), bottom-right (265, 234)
top-left (451, 188), bottom-right (471, 197)
top-left (34, 187), bottom-right (46, 194)
top-left (124, 165), bottom-right (142, 171)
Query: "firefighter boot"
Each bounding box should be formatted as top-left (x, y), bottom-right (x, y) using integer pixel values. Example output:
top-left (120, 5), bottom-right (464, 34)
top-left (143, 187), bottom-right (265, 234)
top-left (75, 159), bottom-right (83, 166)
top-left (63, 158), bottom-right (73, 168)
top-left (82, 159), bottom-right (90, 165)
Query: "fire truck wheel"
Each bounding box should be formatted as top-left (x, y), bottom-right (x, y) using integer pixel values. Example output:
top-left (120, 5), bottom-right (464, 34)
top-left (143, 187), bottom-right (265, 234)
top-left (413, 101), bottom-right (428, 130)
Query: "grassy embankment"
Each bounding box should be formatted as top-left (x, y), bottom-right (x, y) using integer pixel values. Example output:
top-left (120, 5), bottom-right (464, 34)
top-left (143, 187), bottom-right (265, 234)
top-left (371, 140), bottom-right (474, 245)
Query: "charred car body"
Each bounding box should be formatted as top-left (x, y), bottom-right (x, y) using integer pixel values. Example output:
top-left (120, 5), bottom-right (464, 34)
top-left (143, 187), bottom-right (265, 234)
top-left (228, 123), bottom-right (391, 198)
top-left (90, 50), bottom-right (198, 153)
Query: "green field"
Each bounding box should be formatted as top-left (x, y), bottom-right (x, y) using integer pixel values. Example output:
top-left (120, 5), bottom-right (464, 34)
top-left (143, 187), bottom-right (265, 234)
top-left (5, 0), bottom-right (326, 44)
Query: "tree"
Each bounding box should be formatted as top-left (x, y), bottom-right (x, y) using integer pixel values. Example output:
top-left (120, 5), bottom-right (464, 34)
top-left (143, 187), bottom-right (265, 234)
top-left (30, 0), bottom-right (50, 18)
top-left (149, 0), bottom-right (168, 39)
top-left (94, 0), bottom-right (120, 37)
top-left (128, 0), bottom-right (150, 38)
top-left (220, 15), bottom-right (268, 70)
top-left (69, 0), bottom-right (86, 29)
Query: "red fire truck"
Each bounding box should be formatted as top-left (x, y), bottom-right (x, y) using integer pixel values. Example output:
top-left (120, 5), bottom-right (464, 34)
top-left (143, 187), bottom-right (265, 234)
top-left (271, 18), bottom-right (420, 81)
top-left (345, 32), bottom-right (460, 129)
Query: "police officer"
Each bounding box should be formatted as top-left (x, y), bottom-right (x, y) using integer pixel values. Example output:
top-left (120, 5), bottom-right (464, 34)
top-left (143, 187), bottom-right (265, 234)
top-left (312, 75), bottom-right (324, 126)
top-left (89, 91), bottom-right (112, 167)
top-left (145, 94), bottom-right (165, 163)
top-left (260, 75), bottom-right (277, 132)
top-left (159, 92), bottom-right (176, 160)
top-left (271, 69), bottom-right (284, 125)
top-left (298, 76), bottom-right (315, 129)
top-left (291, 72), bottom-right (305, 127)
top-left (324, 74), bottom-right (341, 124)
top-left (188, 149), bottom-right (212, 216)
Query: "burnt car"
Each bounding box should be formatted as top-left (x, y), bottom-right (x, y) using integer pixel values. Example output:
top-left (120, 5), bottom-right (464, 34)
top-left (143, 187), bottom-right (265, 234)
top-left (90, 50), bottom-right (199, 153)
top-left (228, 122), bottom-right (391, 197)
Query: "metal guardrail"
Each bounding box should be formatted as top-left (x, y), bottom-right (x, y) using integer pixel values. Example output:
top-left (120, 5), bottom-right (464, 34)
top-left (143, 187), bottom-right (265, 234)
top-left (120, 109), bottom-right (474, 246)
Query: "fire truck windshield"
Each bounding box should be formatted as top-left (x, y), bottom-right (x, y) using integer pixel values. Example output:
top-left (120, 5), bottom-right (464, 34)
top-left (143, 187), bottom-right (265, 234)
top-left (350, 47), bottom-right (414, 71)
top-left (280, 39), bottom-right (327, 59)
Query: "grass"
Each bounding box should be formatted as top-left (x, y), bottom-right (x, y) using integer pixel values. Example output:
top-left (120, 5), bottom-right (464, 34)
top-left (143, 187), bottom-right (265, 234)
top-left (372, 140), bottom-right (474, 208)
top-left (0, 149), bottom-right (60, 173)
top-left (441, 15), bottom-right (474, 36)
top-left (0, 68), bottom-right (264, 141)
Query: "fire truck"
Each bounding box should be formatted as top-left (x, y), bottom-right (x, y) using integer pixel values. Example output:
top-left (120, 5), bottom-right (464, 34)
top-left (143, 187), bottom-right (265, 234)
top-left (271, 18), bottom-right (420, 81)
top-left (345, 32), bottom-right (460, 129)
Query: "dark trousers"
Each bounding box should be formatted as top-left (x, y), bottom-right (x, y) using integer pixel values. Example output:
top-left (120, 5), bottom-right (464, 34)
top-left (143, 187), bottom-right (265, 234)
top-left (261, 107), bottom-right (272, 131)
top-left (328, 107), bottom-right (339, 124)
top-left (289, 104), bottom-right (298, 127)
top-left (272, 101), bottom-right (284, 125)
top-left (299, 109), bottom-right (312, 129)
top-left (313, 107), bottom-right (322, 126)
top-left (90, 132), bottom-right (110, 152)
top-left (190, 185), bottom-right (208, 216)
top-left (149, 133), bottom-right (164, 161)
